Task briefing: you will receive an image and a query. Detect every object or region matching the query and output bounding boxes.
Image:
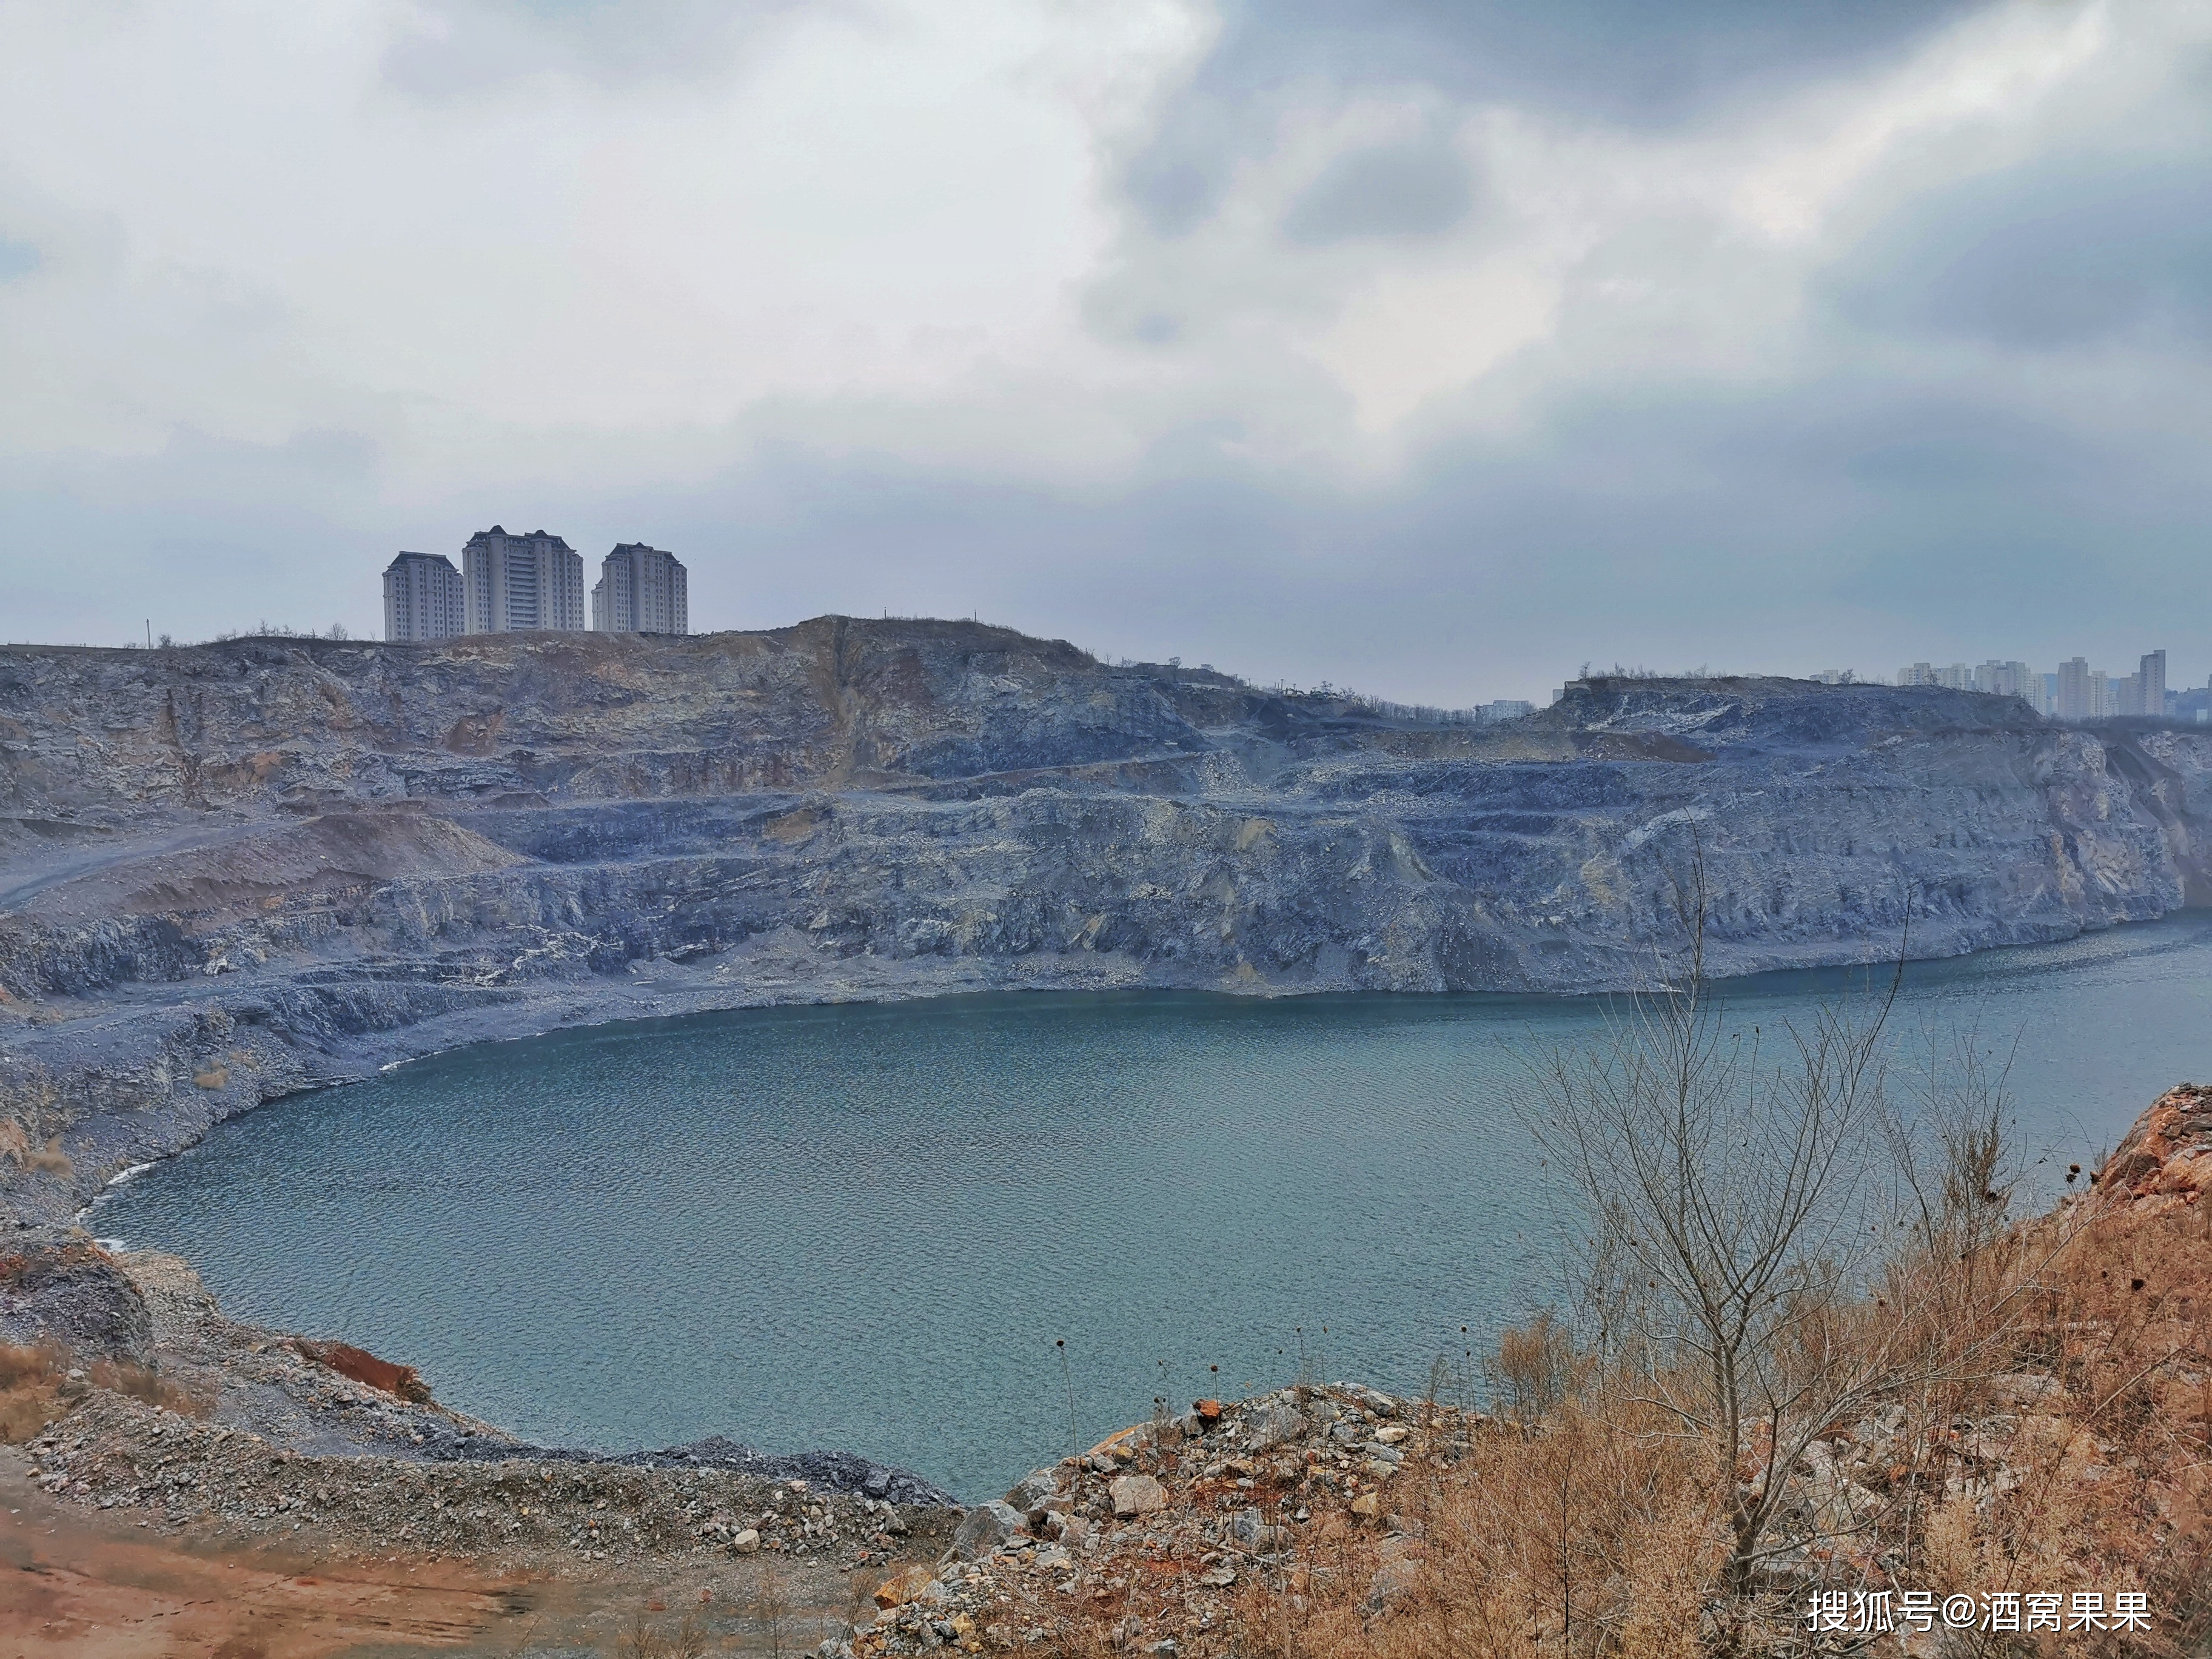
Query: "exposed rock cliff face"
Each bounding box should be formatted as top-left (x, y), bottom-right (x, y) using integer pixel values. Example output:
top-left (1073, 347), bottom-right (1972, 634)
top-left (3, 618), bottom-right (2208, 1220)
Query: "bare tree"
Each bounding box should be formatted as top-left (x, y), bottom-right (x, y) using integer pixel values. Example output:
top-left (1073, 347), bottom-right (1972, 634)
top-left (1520, 854), bottom-right (2074, 1619)
top-left (1518, 842), bottom-right (1913, 1604)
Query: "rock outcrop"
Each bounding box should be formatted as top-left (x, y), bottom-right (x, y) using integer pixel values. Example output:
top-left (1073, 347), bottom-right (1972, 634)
top-left (2095, 1081), bottom-right (2212, 1213)
top-left (0, 1235), bottom-right (153, 1361)
top-left (4, 618), bottom-right (2210, 1221)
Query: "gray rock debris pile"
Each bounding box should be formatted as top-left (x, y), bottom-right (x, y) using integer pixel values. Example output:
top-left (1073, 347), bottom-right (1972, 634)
top-left (853, 1382), bottom-right (1425, 1657)
top-left (24, 1389), bottom-right (949, 1572)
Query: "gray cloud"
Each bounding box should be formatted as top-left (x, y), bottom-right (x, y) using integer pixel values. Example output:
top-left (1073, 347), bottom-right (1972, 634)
top-left (1124, 0), bottom-right (1984, 235)
top-left (1201, 0), bottom-right (1991, 118)
top-left (1280, 132), bottom-right (1475, 244)
top-left (1827, 156), bottom-right (2212, 349)
top-left (5, 0), bottom-right (2211, 705)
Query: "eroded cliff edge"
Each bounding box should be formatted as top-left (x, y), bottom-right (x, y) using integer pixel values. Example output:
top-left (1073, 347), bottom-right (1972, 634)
top-left (3, 617), bottom-right (2208, 1221)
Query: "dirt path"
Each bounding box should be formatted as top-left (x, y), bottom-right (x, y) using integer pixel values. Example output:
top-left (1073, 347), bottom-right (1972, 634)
top-left (0, 1452), bottom-right (869, 1658)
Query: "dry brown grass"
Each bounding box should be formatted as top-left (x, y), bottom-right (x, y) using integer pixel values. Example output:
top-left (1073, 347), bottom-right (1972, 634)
top-left (1376, 1395), bottom-right (1720, 1658)
top-left (1905, 1197), bottom-right (2212, 1657)
top-left (613, 1609), bottom-right (709, 1659)
top-left (0, 1340), bottom-right (69, 1442)
top-left (87, 1353), bottom-right (212, 1418)
top-left (0, 1339), bottom-right (210, 1444)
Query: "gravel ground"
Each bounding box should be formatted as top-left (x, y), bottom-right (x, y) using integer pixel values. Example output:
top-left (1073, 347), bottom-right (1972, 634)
top-left (24, 1387), bottom-right (948, 1574)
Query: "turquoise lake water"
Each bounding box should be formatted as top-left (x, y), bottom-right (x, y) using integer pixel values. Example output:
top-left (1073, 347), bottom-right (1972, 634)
top-left (92, 917), bottom-right (2212, 1499)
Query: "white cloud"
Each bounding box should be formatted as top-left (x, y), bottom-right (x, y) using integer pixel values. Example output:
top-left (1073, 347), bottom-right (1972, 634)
top-left (0, 0), bottom-right (1210, 484)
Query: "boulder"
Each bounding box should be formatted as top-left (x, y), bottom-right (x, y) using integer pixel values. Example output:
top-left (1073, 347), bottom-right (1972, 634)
top-left (1005, 1467), bottom-right (1061, 1512)
top-left (1030, 1507), bottom-right (1071, 1541)
top-left (951, 1500), bottom-right (1025, 1561)
top-left (1366, 1535), bottom-right (1425, 1612)
top-left (1245, 1401), bottom-right (1307, 1452)
top-left (1109, 1474), bottom-right (1167, 1518)
top-left (874, 1564), bottom-right (934, 1608)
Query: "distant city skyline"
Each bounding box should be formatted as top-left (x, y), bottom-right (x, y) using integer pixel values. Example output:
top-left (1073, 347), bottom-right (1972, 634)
top-left (74, 543), bottom-right (2212, 726)
top-left (1806, 648), bottom-right (2200, 722)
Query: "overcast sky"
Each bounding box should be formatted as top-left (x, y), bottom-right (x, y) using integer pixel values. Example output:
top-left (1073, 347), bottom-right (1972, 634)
top-left (2, 0), bottom-right (2207, 703)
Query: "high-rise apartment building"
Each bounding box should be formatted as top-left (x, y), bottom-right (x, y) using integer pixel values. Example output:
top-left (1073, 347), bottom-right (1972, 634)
top-left (1974, 660), bottom-right (2032, 699)
top-left (2056, 657), bottom-right (2090, 722)
top-left (2140, 649), bottom-right (2168, 719)
top-left (461, 527), bottom-right (585, 634)
top-left (1899, 663), bottom-right (1939, 686)
top-left (591, 543), bottom-right (688, 635)
top-left (382, 552), bottom-right (464, 642)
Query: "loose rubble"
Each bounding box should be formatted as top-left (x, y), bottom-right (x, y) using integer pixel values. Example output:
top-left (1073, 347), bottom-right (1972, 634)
top-left (22, 1387), bottom-right (948, 1572)
top-left (848, 1382), bottom-right (1422, 1657)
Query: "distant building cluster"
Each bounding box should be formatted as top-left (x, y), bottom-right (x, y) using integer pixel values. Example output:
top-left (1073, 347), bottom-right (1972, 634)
top-left (1475, 699), bottom-right (1536, 723)
top-left (381, 528), bottom-right (688, 642)
top-left (1894, 651), bottom-right (2176, 721)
